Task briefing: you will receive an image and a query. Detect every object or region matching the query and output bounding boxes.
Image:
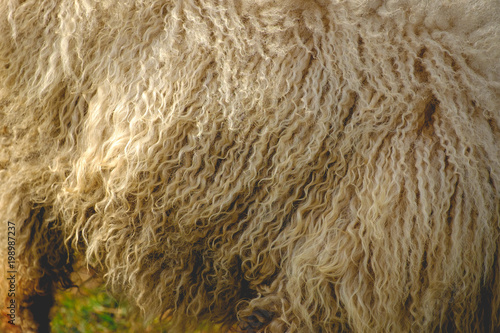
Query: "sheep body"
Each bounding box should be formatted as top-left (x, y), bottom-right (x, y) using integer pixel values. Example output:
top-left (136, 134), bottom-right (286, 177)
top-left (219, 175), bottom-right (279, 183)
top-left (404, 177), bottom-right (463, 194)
top-left (1, 0), bottom-right (499, 332)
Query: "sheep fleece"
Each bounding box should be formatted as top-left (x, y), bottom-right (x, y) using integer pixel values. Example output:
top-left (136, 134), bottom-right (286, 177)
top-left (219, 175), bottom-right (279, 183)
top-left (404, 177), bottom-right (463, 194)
top-left (1, 0), bottom-right (500, 332)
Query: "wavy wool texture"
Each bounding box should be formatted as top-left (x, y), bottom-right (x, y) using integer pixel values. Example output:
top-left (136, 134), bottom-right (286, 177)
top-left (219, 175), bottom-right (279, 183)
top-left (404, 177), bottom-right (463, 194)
top-left (1, 0), bottom-right (500, 332)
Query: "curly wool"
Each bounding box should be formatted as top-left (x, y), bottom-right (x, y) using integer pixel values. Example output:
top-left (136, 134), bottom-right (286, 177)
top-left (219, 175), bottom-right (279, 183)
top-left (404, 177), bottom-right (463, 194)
top-left (1, 0), bottom-right (499, 332)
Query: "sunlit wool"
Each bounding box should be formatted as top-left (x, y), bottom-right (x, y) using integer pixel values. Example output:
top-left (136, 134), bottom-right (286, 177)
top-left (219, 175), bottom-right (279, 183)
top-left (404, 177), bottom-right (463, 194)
top-left (1, 0), bottom-right (499, 332)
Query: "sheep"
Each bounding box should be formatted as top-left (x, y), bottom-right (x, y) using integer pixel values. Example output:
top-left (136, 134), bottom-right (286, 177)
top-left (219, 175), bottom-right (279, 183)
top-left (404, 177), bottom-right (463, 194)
top-left (1, 0), bottom-right (499, 332)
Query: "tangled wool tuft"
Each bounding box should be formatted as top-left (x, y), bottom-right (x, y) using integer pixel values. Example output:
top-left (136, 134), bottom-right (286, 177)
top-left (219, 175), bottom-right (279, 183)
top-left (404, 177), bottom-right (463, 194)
top-left (1, 0), bottom-right (499, 332)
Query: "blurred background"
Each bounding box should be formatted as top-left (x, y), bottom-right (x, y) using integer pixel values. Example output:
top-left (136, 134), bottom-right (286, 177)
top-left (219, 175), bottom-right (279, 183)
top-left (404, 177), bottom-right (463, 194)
top-left (50, 264), bottom-right (218, 333)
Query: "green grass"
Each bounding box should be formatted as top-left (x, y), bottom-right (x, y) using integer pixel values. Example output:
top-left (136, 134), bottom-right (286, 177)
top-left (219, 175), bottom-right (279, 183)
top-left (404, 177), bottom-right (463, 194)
top-left (50, 269), bottom-right (219, 333)
top-left (50, 284), bottom-right (173, 333)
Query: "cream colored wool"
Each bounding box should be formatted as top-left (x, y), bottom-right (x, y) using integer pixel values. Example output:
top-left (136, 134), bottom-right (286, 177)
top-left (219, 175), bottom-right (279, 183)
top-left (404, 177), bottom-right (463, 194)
top-left (1, 0), bottom-right (499, 332)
